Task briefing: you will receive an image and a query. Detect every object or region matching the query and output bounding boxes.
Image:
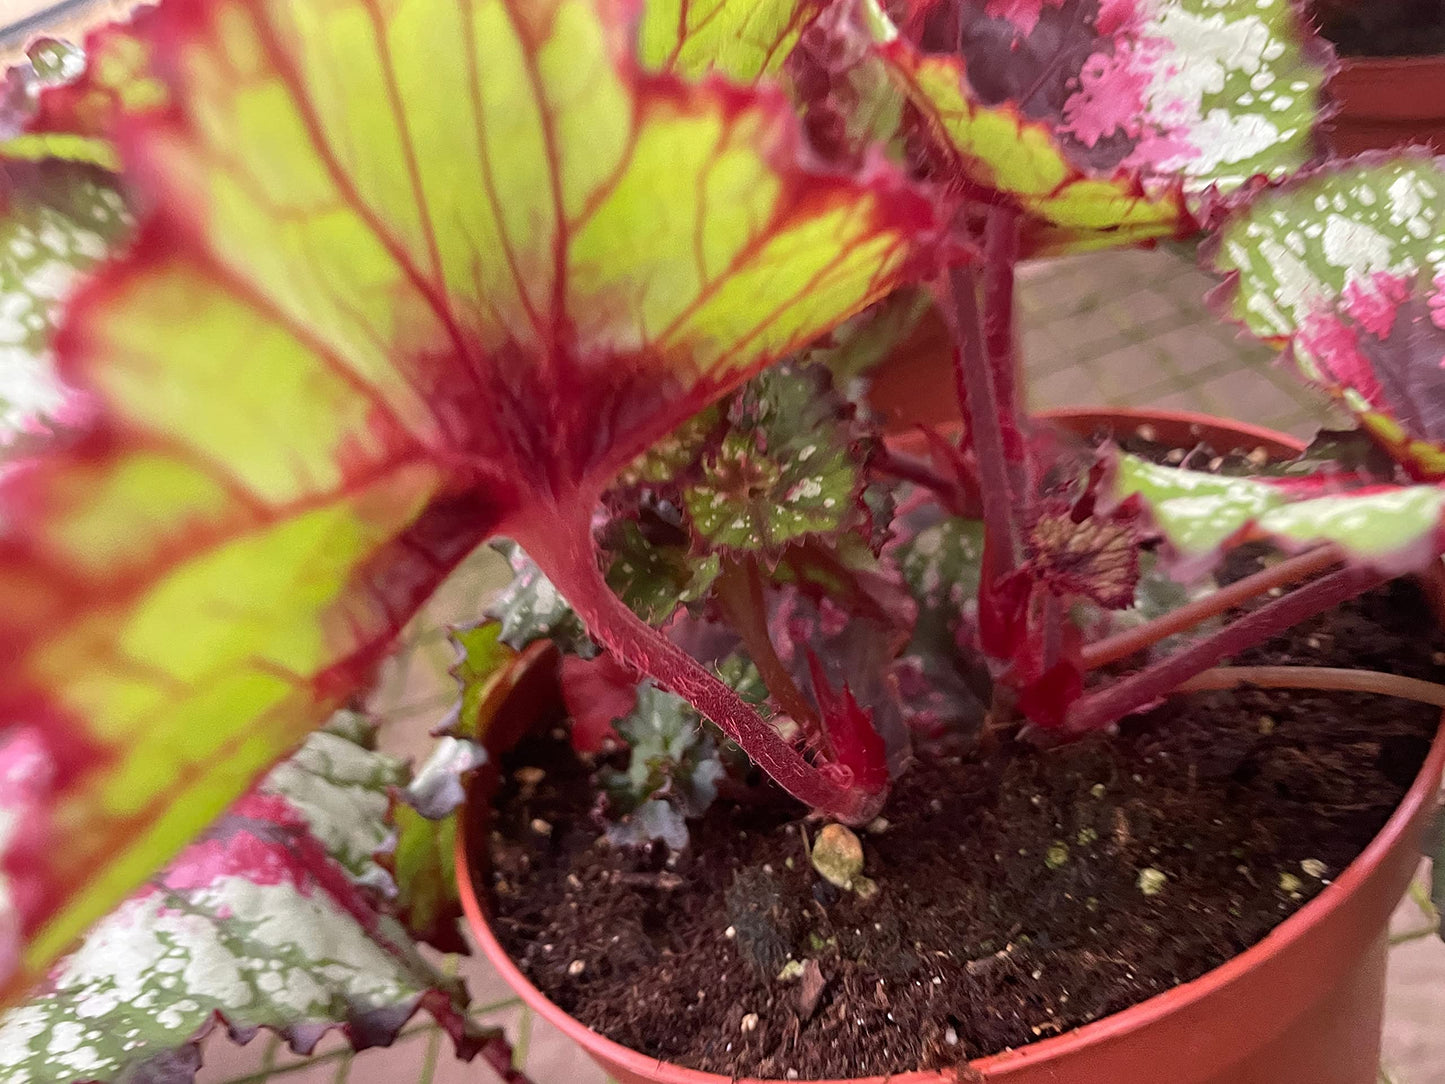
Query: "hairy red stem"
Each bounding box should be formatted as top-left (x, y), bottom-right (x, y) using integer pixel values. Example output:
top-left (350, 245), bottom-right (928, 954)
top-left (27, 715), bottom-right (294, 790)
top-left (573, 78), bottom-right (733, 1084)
top-left (943, 264), bottom-right (1020, 576)
top-left (982, 208), bottom-right (1025, 474)
top-left (520, 511), bottom-right (885, 823)
top-left (1062, 565), bottom-right (1386, 735)
top-left (1082, 544), bottom-right (1345, 670)
top-left (1176, 666), bottom-right (1445, 708)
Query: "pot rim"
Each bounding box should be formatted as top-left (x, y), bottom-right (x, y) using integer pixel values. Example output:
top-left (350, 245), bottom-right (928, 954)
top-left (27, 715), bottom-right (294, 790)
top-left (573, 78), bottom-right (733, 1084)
top-left (455, 406), bottom-right (1445, 1084)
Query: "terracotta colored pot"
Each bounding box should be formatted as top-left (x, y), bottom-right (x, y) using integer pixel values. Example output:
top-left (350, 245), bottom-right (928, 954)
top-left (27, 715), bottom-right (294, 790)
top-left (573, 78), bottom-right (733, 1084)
top-left (456, 409), bottom-right (1445, 1084)
top-left (1326, 54), bottom-right (1445, 156)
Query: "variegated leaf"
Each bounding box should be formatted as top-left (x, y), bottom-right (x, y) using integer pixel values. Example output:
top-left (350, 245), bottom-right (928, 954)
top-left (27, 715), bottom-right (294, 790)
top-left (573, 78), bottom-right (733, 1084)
top-left (0, 161), bottom-right (131, 449)
top-left (1112, 452), bottom-right (1445, 575)
top-left (1210, 156), bottom-right (1445, 477)
top-left (875, 0), bottom-right (1331, 252)
top-left (0, 723), bottom-right (489, 1084)
top-left (0, 0), bottom-right (931, 996)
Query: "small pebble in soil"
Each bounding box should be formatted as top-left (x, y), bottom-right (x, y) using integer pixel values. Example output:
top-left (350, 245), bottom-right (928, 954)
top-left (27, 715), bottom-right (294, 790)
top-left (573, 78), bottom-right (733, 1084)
top-left (740, 1013), bottom-right (759, 1033)
top-left (811, 824), bottom-right (865, 889)
top-left (530, 818), bottom-right (552, 836)
top-left (1137, 868), bottom-right (1168, 896)
top-left (568, 959), bottom-right (586, 977)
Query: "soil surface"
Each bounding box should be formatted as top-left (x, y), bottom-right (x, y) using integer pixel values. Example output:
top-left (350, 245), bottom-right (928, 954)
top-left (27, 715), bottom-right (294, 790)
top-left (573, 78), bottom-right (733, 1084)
top-left (484, 577), bottom-right (1441, 1079)
top-left (482, 425), bottom-right (1444, 1078)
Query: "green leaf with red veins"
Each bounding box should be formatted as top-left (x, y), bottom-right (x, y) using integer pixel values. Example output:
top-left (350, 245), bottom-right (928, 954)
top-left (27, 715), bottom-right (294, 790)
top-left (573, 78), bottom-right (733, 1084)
top-left (640, 0), bottom-right (826, 80)
top-left (0, 161), bottom-right (131, 449)
top-left (0, 0), bottom-right (930, 994)
top-left (0, 723), bottom-right (489, 1084)
top-left (1210, 157), bottom-right (1445, 478)
top-left (2, 17), bottom-right (165, 169)
top-left (604, 519), bottom-right (721, 625)
top-left (684, 364), bottom-right (868, 555)
top-left (1113, 453), bottom-right (1445, 575)
top-left (876, 0), bottom-right (1330, 253)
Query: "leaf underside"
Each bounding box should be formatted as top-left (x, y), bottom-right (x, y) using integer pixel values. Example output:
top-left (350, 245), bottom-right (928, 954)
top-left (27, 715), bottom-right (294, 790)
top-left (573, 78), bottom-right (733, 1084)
top-left (0, 0), bottom-right (931, 998)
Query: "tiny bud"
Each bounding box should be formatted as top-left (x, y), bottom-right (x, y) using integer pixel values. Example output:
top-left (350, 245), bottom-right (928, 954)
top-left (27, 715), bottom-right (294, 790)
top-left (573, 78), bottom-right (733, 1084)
top-left (567, 959), bottom-right (586, 977)
top-left (1300, 858), bottom-right (1327, 880)
top-left (1089, 783), bottom-right (1105, 799)
top-left (1279, 872), bottom-right (1303, 895)
top-left (741, 1013), bottom-right (760, 1033)
top-left (1045, 842), bottom-right (1070, 869)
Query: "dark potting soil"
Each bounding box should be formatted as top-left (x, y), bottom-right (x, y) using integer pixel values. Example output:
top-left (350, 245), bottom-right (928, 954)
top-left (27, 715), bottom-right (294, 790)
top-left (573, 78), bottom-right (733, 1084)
top-left (484, 575), bottom-right (1442, 1079)
top-left (483, 420), bottom-right (1443, 1078)
top-left (1316, 0), bottom-right (1445, 58)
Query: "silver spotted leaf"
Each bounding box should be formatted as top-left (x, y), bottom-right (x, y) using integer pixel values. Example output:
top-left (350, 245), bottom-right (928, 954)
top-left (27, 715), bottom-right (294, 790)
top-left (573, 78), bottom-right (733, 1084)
top-left (1111, 451), bottom-right (1445, 577)
top-left (876, 0), bottom-right (1332, 252)
top-left (682, 363), bottom-right (870, 557)
top-left (0, 160), bottom-right (131, 449)
top-left (485, 540), bottom-right (595, 658)
top-left (1211, 156), bottom-right (1445, 478)
top-left (0, 723), bottom-right (494, 1083)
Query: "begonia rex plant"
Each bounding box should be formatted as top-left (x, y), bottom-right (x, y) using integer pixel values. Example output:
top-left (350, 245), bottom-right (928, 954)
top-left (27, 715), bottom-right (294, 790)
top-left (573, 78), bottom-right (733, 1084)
top-left (1, 0), bottom-right (1445, 1077)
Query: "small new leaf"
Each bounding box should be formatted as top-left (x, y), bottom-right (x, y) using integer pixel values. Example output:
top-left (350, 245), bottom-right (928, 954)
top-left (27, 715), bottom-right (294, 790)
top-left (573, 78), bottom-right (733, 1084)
top-left (603, 519), bottom-right (721, 625)
top-left (605, 683), bottom-right (725, 826)
top-left (486, 541), bottom-right (596, 658)
top-left (684, 364), bottom-right (868, 556)
top-left (386, 737), bottom-right (487, 953)
top-left (1025, 502), bottom-right (1144, 610)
